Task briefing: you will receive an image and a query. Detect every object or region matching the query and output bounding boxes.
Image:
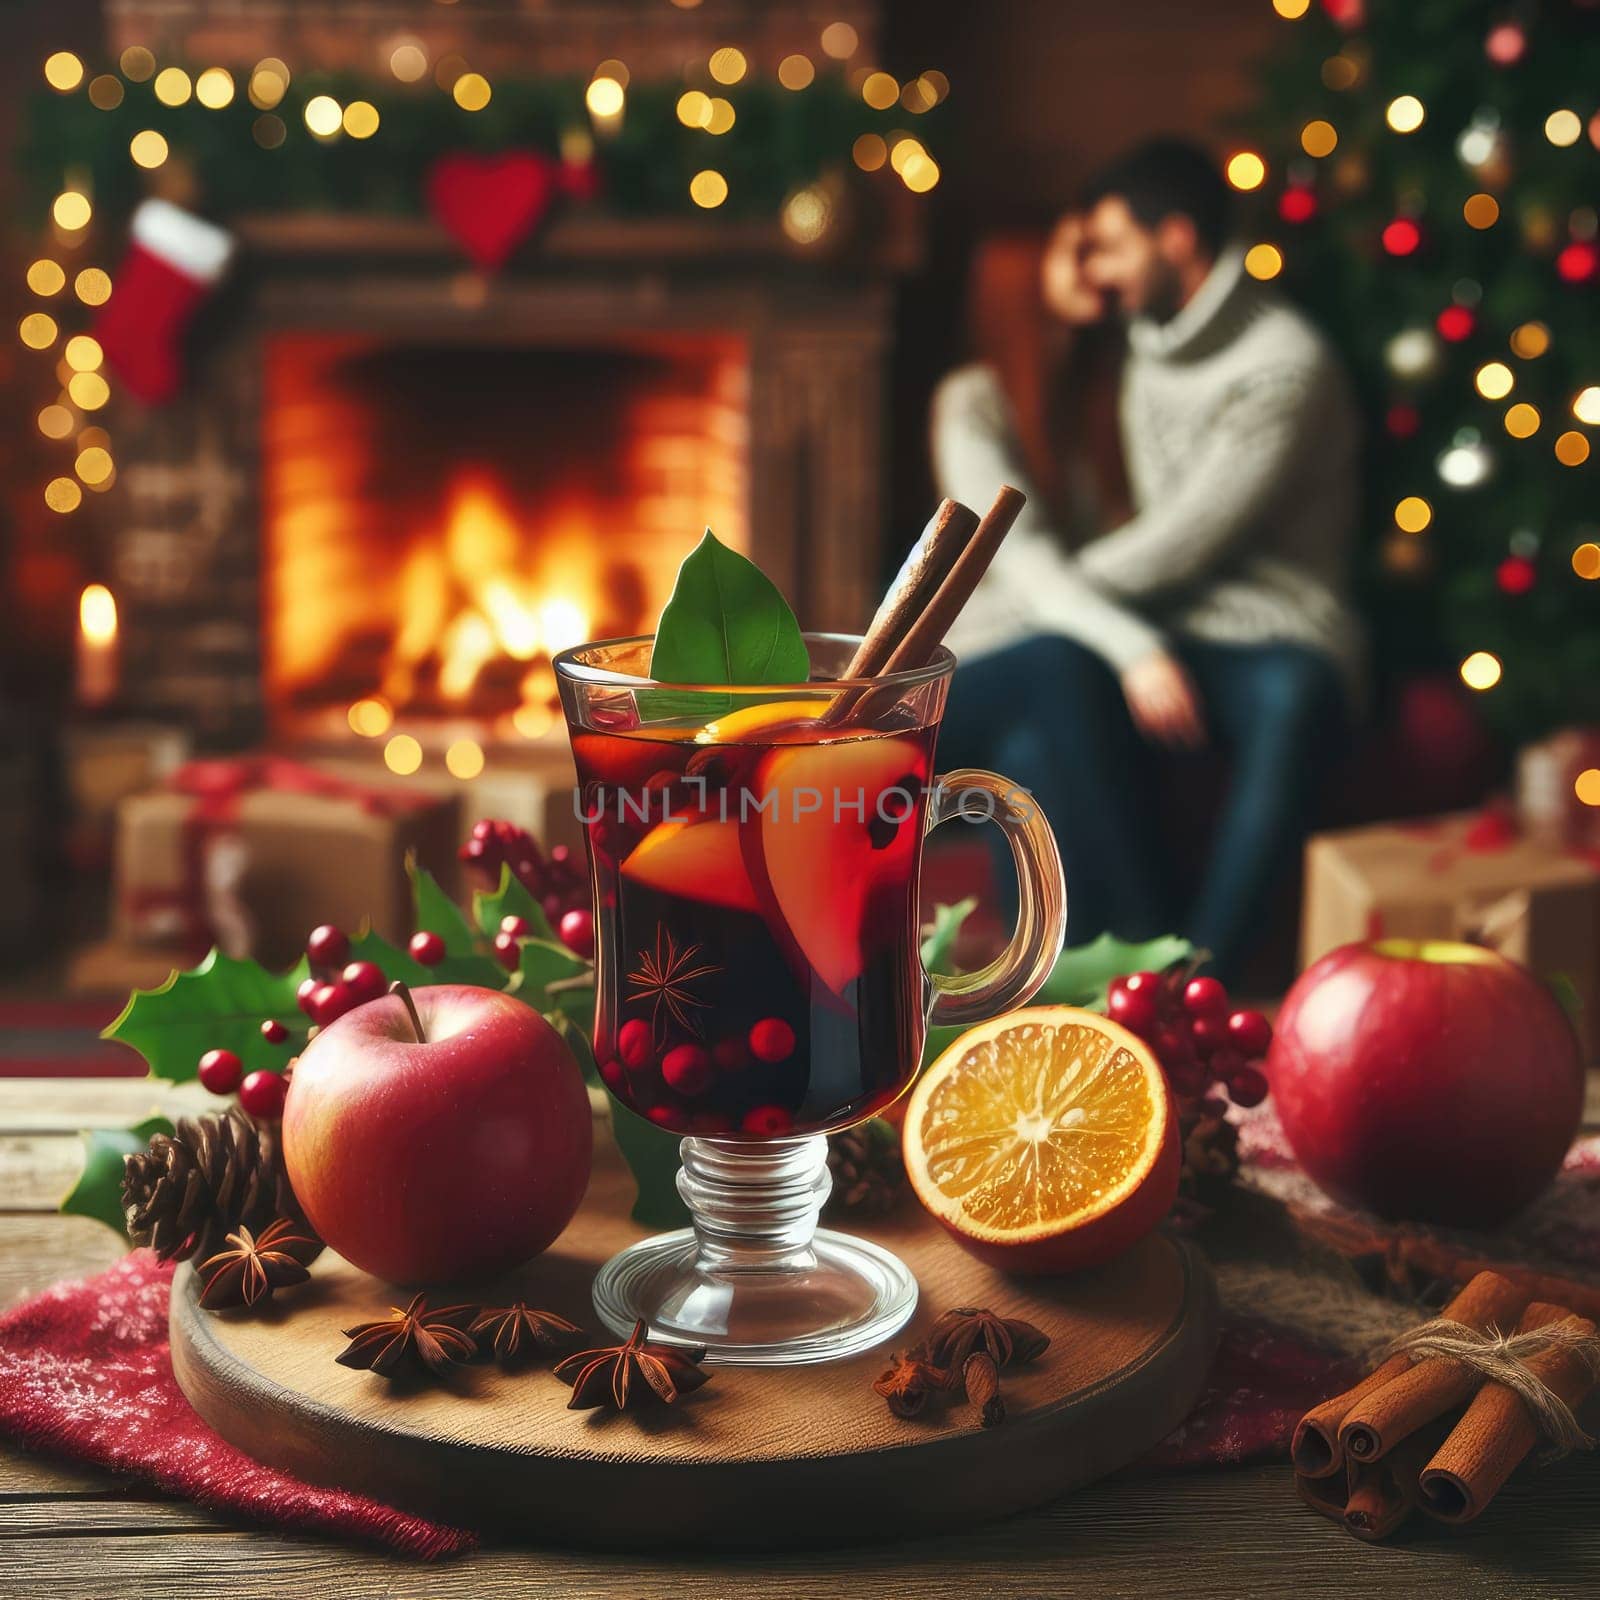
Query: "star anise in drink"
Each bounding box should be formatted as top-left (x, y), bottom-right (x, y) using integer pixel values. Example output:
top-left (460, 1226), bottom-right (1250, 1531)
top-left (871, 1352), bottom-right (955, 1419)
top-left (470, 1303), bottom-right (584, 1367)
top-left (554, 1319), bottom-right (710, 1411)
top-left (917, 1307), bottom-right (1050, 1373)
top-left (197, 1218), bottom-right (320, 1311)
top-left (336, 1294), bottom-right (478, 1380)
top-left (626, 927), bottom-right (720, 1036)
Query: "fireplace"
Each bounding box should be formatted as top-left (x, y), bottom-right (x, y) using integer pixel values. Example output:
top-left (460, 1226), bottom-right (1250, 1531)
top-left (263, 331), bottom-right (749, 743)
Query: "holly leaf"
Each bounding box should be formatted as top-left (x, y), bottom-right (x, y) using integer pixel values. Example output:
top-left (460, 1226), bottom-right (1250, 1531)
top-left (61, 1116), bottom-right (174, 1238)
top-left (607, 1101), bottom-right (690, 1228)
top-left (642, 529), bottom-right (808, 721)
top-left (510, 936), bottom-right (592, 1018)
top-left (102, 949), bottom-right (311, 1082)
top-left (1036, 932), bottom-right (1196, 1011)
top-left (473, 862), bottom-right (558, 943)
top-left (346, 927), bottom-right (505, 991)
top-left (921, 897), bottom-right (977, 977)
top-left (919, 931), bottom-right (1196, 1070)
top-left (409, 859), bottom-right (479, 956)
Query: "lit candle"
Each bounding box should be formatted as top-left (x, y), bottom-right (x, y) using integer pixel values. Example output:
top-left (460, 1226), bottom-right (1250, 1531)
top-left (77, 582), bottom-right (118, 707)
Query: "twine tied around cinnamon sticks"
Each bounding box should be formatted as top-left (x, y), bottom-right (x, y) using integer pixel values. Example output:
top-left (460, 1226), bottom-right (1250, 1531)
top-left (1373, 1315), bottom-right (1600, 1462)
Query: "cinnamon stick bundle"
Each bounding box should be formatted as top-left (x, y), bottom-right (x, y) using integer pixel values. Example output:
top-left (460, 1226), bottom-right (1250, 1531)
top-left (1290, 1270), bottom-right (1527, 1479)
top-left (1418, 1302), bottom-right (1600, 1525)
top-left (1338, 1272), bottom-right (1531, 1464)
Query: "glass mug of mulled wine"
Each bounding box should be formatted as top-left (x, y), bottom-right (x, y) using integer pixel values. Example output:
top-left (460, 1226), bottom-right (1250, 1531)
top-left (556, 633), bottom-right (1065, 1365)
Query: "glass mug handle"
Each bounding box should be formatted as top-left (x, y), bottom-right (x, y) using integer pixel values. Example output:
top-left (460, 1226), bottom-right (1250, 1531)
top-left (922, 768), bottom-right (1066, 1029)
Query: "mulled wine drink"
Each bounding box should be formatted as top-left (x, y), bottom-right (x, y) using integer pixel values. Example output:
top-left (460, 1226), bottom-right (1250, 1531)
top-left (572, 700), bottom-right (937, 1138)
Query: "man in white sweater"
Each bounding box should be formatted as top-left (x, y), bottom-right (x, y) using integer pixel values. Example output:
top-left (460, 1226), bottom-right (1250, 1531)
top-left (933, 140), bottom-right (1360, 981)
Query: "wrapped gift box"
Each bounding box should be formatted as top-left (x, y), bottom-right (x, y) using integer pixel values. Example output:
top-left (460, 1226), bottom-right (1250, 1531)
top-left (1301, 811), bottom-right (1600, 1061)
top-left (115, 756), bottom-right (460, 970)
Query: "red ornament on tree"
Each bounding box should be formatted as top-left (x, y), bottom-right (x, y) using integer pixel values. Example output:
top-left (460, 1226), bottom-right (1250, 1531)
top-left (1278, 186), bottom-right (1318, 225)
top-left (1497, 555), bottom-right (1537, 595)
top-left (1382, 218), bottom-right (1422, 257)
top-left (94, 199), bottom-right (235, 404)
top-left (1556, 241), bottom-right (1600, 284)
top-left (1321, 0), bottom-right (1365, 28)
top-left (1436, 304), bottom-right (1476, 342)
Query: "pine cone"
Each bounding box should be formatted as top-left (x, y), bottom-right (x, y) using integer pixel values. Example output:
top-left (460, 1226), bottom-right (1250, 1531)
top-left (122, 1108), bottom-right (320, 1266)
top-left (825, 1118), bottom-right (907, 1219)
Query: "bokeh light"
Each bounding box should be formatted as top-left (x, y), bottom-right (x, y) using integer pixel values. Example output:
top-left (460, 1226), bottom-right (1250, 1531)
top-left (709, 47), bottom-right (747, 84)
top-left (253, 114), bottom-right (287, 149)
top-left (130, 129), bottom-right (169, 168)
top-left (778, 54), bottom-right (815, 90)
top-left (249, 59), bottom-right (289, 108)
top-left (45, 52), bottom-right (85, 92)
top-left (1386, 95), bottom-right (1425, 134)
top-left (26, 260), bottom-right (65, 296)
top-left (1459, 651), bottom-right (1502, 691)
top-left (861, 71), bottom-right (899, 110)
top-left (704, 97), bottom-right (735, 134)
top-left (19, 313), bottom-right (58, 350)
top-left (46, 477), bottom-right (82, 513)
top-left (196, 67), bottom-right (235, 108)
top-left (820, 22), bottom-right (859, 58)
top-left (383, 734), bottom-right (423, 776)
top-left (390, 42), bottom-right (428, 82)
top-left (585, 76), bottom-right (625, 117)
top-left (1574, 387), bottom-right (1600, 425)
top-left (38, 404), bottom-right (74, 439)
top-left (690, 169), bottom-right (728, 208)
top-left (677, 90), bottom-right (711, 128)
top-left (1226, 151), bottom-right (1267, 190)
top-left (53, 192), bottom-right (92, 231)
top-left (853, 133), bottom-right (887, 171)
top-left (64, 335), bottom-right (102, 372)
top-left (75, 446), bottom-right (113, 486)
top-left (88, 75), bottom-right (125, 110)
top-left (304, 95), bottom-right (343, 136)
top-left (343, 101), bottom-right (380, 138)
top-left (1573, 542), bottom-right (1600, 579)
top-left (153, 66), bottom-right (191, 106)
top-left (1504, 403), bottom-right (1541, 439)
top-left (1272, 0), bottom-right (1311, 15)
top-left (1511, 322), bottom-right (1550, 359)
top-left (1576, 770), bottom-right (1600, 808)
top-left (1555, 431), bottom-right (1591, 466)
top-left (1545, 109), bottom-right (1582, 148)
top-left (1394, 495), bottom-right (1432, 533)
top-left (348, 698), bottom-right (394, 738)
top-left (1474, 362), bottom-right (1513, 400)
top-left (120, 47), bottom-right (155, 83)
top-left (1244, 243), bottom-right (1283, 280)
top-left (453, 72), bottom-right (492, 111)
top-left (1462, 193), bottom-right (1499, 229)
top-left (782, 184), bottom-right (832, 245)
top-left (1300, 120), bottom-right (1338, 158)
top-left (69, 371), bottom-right (110, 409)
top-left (445, 739), bottom-right (486, 780)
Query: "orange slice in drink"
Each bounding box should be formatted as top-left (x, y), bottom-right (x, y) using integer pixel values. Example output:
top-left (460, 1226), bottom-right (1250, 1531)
top-left (694, 696), bottom-right (837, 744)
top-left (903, 1007), bottom-right (1179, 1274)
top-left (621, 816), bottom-right (760, 913)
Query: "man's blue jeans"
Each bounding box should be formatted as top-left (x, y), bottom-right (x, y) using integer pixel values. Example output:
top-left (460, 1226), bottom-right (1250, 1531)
top-left (937, 634), bottom-right (1346, 984)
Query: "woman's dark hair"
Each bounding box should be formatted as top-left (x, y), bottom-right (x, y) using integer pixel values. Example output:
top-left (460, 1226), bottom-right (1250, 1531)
top-left (1081, 139), bottom-right (1231, 258)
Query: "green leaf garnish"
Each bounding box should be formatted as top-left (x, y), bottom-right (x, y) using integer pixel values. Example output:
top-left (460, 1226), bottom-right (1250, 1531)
top-left (607, 1100), bottom-right (691, 1228)
top-left (920, 897), bottom-right (978, 977)
top-left (643, 529), bottom-right (809, 719)
top-left (410, 857), bottom-right (479, 955)
top-left (102, 949), bottom-right (311, 1081)
top-left (62, 1117), bottom-right (175, 1238)
top-left (473, 862), bottom-right (558, 944)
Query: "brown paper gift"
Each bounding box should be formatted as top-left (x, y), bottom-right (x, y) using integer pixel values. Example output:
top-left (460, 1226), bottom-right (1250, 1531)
top-left (115, 755), bottom-right (460, 969)
top-left (1300, 811), bottom-right (1600, 1060)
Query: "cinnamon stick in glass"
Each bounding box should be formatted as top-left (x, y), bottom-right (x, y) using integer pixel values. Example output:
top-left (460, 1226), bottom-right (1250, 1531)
top-left (1418, 1302), bottom-right (1600, 1525)
top-left (1290, 1271), bottom-right (1527, 1478)
top-left (1338, 1272), bottom-right (1531, 1465)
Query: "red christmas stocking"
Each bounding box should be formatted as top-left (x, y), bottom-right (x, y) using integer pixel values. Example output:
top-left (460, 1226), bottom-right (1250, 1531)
top-left (94, 199), bottom-right (234, 405)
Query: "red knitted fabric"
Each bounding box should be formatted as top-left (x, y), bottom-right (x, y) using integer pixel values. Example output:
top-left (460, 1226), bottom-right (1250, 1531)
top-left (0, 1250), bottom-right (474, 1559)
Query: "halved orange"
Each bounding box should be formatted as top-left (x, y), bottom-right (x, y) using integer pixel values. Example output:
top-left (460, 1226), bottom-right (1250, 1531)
top-left (903, 1006), bottom-right (1179, 1274)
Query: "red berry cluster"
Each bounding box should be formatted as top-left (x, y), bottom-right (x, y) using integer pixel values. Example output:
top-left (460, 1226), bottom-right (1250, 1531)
top-left (197, 1047), bottom-right (287, 1118)
top-left (1106, 970), bottom-right (1271, 1110)
top-left (486, 908), bottom-right (596, 972)
top-left (599, 1016), bottom-right (798, 1137)
top-left (295, 924), bottom-right (387, 1031)
top-left (460, 819), bottom-right (589, 926)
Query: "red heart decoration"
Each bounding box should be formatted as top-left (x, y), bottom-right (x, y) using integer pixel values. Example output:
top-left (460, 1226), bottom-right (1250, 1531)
top-left (425, 152), bottom-right (557, 271)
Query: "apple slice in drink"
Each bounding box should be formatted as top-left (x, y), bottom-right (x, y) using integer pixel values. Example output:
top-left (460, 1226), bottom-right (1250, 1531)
top-left (745, 736), bottom-right (928, 996)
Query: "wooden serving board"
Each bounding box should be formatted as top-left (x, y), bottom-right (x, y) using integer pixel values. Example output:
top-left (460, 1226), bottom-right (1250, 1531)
top-left (171, 1134), bottom-right (1218, 1549)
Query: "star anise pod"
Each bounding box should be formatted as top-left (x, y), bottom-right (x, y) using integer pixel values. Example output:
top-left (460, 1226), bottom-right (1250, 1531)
top-left (469, 1303), bottom-right (584, 1366)
top-left (961, 1351), bottom-right (1006, 1428)
top-left (336, 1294), bottom-right (478, 1380)
top-left (554, 1319), bottom-right (710, 1411)
top-left (917, 1307), bottom-right (1050, 1373)
top-left (197, 1218), bottom-right (320, 1311)
top-left (872, 1351), bottom-right (956, 1419)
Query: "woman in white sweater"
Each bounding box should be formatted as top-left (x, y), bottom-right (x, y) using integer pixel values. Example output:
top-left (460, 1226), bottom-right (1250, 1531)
top-left (934, 140), bottom-right (1361, 982)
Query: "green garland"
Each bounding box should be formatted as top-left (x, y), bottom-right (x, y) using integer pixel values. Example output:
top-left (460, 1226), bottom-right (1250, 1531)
top-left (22, 66), bottom-right (939, 229)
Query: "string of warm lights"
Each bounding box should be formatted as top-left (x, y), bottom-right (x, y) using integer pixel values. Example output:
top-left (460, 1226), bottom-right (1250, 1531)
top-left (1246, 0), bottom-right (1600, 750)
top-left (26, 30), bottom-right (951, 781)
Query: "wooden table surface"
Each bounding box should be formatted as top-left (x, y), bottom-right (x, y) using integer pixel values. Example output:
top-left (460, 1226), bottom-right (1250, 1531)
top-left (2, 1077), bottom-right (1596, 1599)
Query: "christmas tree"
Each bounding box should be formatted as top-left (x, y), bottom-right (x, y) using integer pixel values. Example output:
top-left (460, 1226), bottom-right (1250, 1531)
top-left (1243, 0), bottom-right (1600, 740)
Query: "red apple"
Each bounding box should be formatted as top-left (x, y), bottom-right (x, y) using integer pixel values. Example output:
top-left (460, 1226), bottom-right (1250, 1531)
top-left (282, 985), bottom-right (591, 1284)
top-left (1269, 940), bottom-right (1583, 1228)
